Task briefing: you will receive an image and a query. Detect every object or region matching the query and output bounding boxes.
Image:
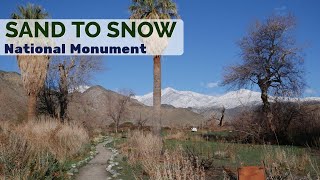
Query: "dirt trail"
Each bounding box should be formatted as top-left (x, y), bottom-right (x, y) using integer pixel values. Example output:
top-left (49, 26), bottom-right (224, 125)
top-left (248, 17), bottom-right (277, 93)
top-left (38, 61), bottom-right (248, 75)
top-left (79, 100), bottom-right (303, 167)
top-left (75, 143), bottom-right (111, 180)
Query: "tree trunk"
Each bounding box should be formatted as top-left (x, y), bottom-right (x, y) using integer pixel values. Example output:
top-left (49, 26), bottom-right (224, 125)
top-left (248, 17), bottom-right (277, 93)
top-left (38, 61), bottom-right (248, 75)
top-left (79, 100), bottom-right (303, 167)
top-left (115, 123), bottom-right (118, 135)
top-left (27, 93), bottom-right (37, 121)
top-left (260, 87), bottom-right (275, 131)
top-left (153, 55), bottom-right (161, 134)
top-left (59, 64), bottom-right (68, 123)
top-left (261, 88), bottom-right (270, 113)
top-left (219, 107), bottom-right (225, 127)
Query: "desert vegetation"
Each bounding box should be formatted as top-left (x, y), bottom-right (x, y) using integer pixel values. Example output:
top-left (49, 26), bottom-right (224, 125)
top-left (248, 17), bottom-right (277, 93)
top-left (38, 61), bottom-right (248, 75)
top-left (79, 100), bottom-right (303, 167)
top-left (120, 131), bottom-right (205, 180)
top-left (232, 101), bottom-right (320, 146)
top-left (39, 56), bottom-right (102, 122)
top-left (0, 118), bottom-right (89, 179)
top-left (107, 89), bottom-right (134, 134)
top-left (110, 126), bottom-right (319, 179)
top-left (1, 1), bottom-right (320, 180)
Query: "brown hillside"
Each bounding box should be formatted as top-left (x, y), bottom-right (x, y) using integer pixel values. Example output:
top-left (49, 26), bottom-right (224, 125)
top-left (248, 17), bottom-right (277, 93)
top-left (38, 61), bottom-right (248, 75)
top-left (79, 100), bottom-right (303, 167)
top-left (0, 71), bottom-right (206, 127)
top-left (68, 86), bottom-right (206, 128)
top-left (0, 71), bottom-right (28, 121)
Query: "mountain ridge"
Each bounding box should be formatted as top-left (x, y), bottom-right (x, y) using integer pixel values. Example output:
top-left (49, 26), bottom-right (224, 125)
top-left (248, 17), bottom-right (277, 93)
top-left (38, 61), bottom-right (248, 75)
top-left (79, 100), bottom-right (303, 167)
top-left (135, 87), bottom-right (320, 109)
top-left (0, 71), bottom-right (206, 126)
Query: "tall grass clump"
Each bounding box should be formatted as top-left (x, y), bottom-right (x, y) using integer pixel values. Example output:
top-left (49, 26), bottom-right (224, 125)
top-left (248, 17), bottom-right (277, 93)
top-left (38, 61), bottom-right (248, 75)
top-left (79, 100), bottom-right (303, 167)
top-left (155, 147), bottom-right (205, 180)
top-left (122, 130), bottom-right (205, 180)
top-left (124, 131), bottom-right (162, 175)
top-left (15, 118), bottom-right (89, 161)
top-left (0, 118), bottom-right (89, 179)
top-left (263, 147), bottom-right (320, 179)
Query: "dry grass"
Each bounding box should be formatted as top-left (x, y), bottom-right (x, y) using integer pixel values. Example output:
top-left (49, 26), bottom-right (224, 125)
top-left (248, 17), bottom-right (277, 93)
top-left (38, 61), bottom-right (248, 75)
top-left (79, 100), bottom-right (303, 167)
top-left (156, 147), bottom-right (205, 180)
top-left (0, 117), bottom-right (89, 179)
top-left (122, 130), bottom-right (205, 180)
top-left (15, 117), bottom-right (89, 161)
top-left (123, 130), bottom-right (162, 176)
top-left (263, 147), bottom-right (319, 179)
top-left (165, 131), bottom-right (187, 140)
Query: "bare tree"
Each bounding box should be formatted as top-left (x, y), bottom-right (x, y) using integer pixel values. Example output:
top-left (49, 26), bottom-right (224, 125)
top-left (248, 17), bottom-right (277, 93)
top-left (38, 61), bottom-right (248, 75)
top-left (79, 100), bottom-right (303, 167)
top-left (219, 107), bottom-right (226, 127)
top-left (39, 56), bottom-right (103, 122)
top-left (222, 14), bottom-right (305, 130)
top-left (209, 106), bottom-right (226, 127)
top-left (38, 78), bottom-right (59, 118)
top-left (107, 90), bottom-right (134, 134)
top-left (136, 112), bottom-right (149, 130)
top-left (57, 59), bottom-right (75, 121)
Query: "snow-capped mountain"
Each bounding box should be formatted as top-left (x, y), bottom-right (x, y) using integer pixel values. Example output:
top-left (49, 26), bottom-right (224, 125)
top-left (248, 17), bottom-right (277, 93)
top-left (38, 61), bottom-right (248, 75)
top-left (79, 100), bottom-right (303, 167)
top-left (69, 85), bottom-right (91, 93)
top-left (134, 87), bottom-right (320, 109)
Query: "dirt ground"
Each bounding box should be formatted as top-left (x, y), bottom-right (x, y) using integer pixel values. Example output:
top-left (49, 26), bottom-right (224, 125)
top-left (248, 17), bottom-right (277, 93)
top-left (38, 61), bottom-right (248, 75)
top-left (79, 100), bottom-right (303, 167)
top-left (75, 143), bottom-right (112, 180)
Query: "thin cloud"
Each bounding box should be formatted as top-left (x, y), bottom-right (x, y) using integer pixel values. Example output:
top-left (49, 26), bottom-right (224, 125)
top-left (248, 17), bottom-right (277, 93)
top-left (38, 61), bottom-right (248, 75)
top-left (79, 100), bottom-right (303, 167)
top-left (274, 5), bottom-right (288, 15)
top-left (201, 81), bottom-right (219, 88)
top-left (305, 88), bottom-right (317, 95)
top-left (275, 5), bottom-right (287, 11)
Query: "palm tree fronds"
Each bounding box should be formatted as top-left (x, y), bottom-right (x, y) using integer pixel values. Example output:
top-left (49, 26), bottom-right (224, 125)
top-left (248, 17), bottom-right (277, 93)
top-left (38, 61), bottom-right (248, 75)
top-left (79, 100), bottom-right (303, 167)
top-left (11, 3), bottom-right (48, 19)
top-left (129, 0), bottom-right (178, 19)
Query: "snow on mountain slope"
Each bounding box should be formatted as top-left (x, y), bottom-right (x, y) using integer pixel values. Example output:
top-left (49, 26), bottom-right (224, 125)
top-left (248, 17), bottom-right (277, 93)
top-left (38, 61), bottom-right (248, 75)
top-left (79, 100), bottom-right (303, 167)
top-left (210, 89), bottom-right (262, 108)
top-left (134, 87), bottom-right (320, 109)
top-left (135, 87), bottom-right (262, 109)
top-left (71, 85), bottom-right (91, 93)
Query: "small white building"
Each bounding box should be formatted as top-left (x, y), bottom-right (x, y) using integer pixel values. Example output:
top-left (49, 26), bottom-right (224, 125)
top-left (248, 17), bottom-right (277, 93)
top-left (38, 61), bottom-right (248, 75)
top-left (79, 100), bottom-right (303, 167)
top-left (191, 127), bottom-right (197, 132)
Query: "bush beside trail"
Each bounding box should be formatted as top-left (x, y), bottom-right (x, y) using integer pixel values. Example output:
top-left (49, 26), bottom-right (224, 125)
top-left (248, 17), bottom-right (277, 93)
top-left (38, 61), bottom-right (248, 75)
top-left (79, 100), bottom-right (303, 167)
top-left (0, 118), bottom-right (89, 179)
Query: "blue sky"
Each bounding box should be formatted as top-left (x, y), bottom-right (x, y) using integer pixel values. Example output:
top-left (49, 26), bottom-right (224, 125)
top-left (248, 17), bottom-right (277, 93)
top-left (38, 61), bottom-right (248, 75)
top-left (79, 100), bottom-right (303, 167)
top-left (1, 0), bottom-right (320, 96)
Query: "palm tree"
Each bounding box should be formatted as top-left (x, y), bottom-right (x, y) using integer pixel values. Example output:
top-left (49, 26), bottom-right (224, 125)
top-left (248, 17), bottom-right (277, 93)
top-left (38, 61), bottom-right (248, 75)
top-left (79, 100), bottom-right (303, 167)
top-left (11, 4), bottom-right (50, 121)
top-left (129, 0), bottom-right (179, 133)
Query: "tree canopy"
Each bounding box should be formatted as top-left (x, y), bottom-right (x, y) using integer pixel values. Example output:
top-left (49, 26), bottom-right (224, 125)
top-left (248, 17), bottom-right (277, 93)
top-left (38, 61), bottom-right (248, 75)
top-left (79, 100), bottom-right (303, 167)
top-left (129, 0), bottom-right (179, 19)
top-left (223, 14), bottom-right (305, 110)
top-left (11, 3), bottom-right (49, 19)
